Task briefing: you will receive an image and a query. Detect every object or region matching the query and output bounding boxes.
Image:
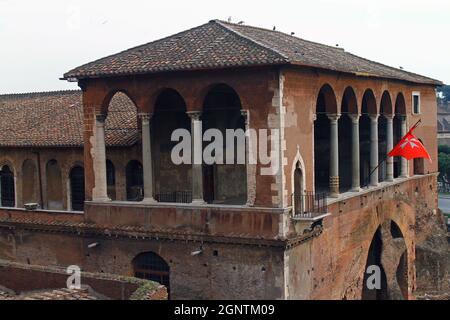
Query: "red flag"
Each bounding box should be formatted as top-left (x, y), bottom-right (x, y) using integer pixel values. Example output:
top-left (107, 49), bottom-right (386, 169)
top-left (388, 123), bottom-right (432, 163)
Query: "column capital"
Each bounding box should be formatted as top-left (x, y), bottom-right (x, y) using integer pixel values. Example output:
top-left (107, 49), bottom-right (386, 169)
top-left (96, 114), bottom-right (107, 123)
top-left (187, 111), bottom-right (202, 121)
top-left (369, 114), bottom-right (379, 121)
top-left (327, 113), bottom-right (341, 122)
top-left (139, 113), bottom-right (153, 122)
top-left (348, 113), bottom-right (360, 123)
top-left (241, 110), bottom-right (250, 125)
top-left (384, 113), bottom-right (394, 120)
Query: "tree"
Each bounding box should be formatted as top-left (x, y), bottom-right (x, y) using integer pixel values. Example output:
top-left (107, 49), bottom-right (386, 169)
top-left (437, 85), bottom-right (450, 105)
top-left (438, 145), bottom-right (450, 188)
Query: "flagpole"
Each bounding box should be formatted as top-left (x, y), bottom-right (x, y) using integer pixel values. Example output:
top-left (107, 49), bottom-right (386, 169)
top-left (364, 119), bottom-right (422, 188)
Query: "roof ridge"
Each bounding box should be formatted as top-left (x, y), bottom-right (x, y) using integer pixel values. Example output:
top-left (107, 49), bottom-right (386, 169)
top-left (0, 90), bottom-right (81, 99)
top-left (215, 19), bottom-right (346, 53)
top-left (213, 20), bottom-right (290, 61)
top-left (63, 21), bottom-right (216, 79)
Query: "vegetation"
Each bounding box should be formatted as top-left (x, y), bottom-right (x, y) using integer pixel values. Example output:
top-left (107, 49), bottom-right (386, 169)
top-left (437, 85), bottom-right (450, 106)
top-left (438, 145), bottom-right (450, 191)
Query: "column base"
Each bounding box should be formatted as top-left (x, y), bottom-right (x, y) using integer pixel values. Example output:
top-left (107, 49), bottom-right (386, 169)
top-left (351, 187), bottom-right (361, 193)
top-left (141, 198), bottom-right (158, 204)
top-left (191, 199), bottom-right (206, 205)
top-left (329, 192), bottom-right (340, 198)
top-left (93, 197), bottom-right (111, 202)
top-left (386, 177), bottom-right (394, 183)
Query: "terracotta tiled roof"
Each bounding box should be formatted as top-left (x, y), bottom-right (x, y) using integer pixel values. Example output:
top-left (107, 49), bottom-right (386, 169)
top-left (64, 20), bottom-right (441, 85)
top-left (0, 90), bottom-right (139, 148)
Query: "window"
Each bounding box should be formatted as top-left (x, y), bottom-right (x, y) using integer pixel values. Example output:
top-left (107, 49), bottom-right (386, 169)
top-left (133, 252), bottom-right (170, 297)
top-left (70, 166), bottom-right (85, 211)
top-left (412, 92), bottom-right (421, 114)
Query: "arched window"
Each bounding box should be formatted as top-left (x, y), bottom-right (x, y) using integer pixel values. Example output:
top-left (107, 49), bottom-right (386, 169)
top-left (133, 252), bottom-right (170, 294)
top-left (46, 160), bottom-right (63, 210)
top-left (22, 159), bottom-right (38, 205)
top-left (293, 162), bottom-right (304, 215)
top-left (106, 160), bottom-right (116, 200)
top-left (70, 166), bottom-right (85, 211)
top-left (0, 165), bottom-right (15, 207)
top-left (126, 160), bottom-right (143, 201)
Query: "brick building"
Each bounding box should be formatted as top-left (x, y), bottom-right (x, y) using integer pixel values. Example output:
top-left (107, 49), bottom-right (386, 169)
top-left (0, 20), bottom-right (447, 299)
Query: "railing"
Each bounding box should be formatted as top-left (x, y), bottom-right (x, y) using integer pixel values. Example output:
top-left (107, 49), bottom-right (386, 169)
top-left (292, 191), bottom-right (328, 218)
top-left (155, 191), bottom-right (192, 204)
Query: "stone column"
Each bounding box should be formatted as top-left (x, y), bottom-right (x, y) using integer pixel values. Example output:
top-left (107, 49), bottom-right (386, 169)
top-left (92, 115), bottom-right (110, 202)
top-left (328, 114), bottom-right (340, 197)
top-left (386, 115), bottom-right (394, 182)
top-left (140, 114), bottom-right (157, 204)
top-left (241, 110), bottom-right (256, 206)
top-left (349, 114), bottom-right (361, 192)
top-left (370, 115), bottom-right (379, 187)
top-left (188, 111), bottom-right (205, 205)
top-left (400, 116), bottom-right (409, 178)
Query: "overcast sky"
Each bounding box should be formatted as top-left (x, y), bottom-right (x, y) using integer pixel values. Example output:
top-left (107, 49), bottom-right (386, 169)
top-left (0, 0), bottom-right (449, 94)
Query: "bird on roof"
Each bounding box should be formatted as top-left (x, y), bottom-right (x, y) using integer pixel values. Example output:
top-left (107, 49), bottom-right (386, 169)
top-left (273, 26), bottom-right (276, 31)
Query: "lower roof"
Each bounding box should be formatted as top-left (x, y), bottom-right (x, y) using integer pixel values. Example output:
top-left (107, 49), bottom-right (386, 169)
top-left (0, 90), bottom-right (139, 148)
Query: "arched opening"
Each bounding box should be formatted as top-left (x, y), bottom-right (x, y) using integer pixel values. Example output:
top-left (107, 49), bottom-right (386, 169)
top-left (126, 160), bottom-right (143, 201)
top-left (133, 252), bottom-right (170, 297)
top-left (69, 166), bottom-right (85, 211)
top-left (0, 165), bottom-right (15, 208)
top-left (202, 84), bottom-right (247, 204)
top-left (104, 92), bottom-right (139, 147)
top-left (339, 87), bottom-right (357, 192)
top-left (360, 90), bottom-right (377, 187)
top-left (22, 159), bottom-right (38, 205)
top-left (152, 89), bottom-right (191, 203)
top-left (379, 91), bottom-right (392, 182)
top-left (293, 162), bottom-right (304, 215)
top-left (363, 220), bottom-right (409, 300)
top-left (396, 250), bottom-right (409, 300)
top-left (414, 139), bottom-right (425, 175)
top-left (46, 160), bottom-right (63, 210)
top-left (106, 160), bottom-right (116, 200)
top-left (394, 93), bottom-right (406, 178)
top-left (314, 84), bottom-right (338, 194)
top-left (362, 227), bottom-right (388, 300)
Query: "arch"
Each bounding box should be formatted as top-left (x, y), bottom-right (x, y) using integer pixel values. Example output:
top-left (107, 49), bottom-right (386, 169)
top-left (316, 84), bottom-right (338, 114)
top-left (22, 159), bottom-right (38, 205)
top-left (126, 160), bottom-right (143, 202)
top-left (104, 92), bottom-right (139, 148)
top-left (413, 139), bottom-right (425, 175)
top-left (106, 160), bottom-right (116, 200)
top-left (292, 161), bottom-right (304, 215)
top-left (203, 83), bottom-right (242, 111)
top-left (380, 91), bottom-right (393, 116)
top-left (341, 86), bottom-right (358, 115)
top-left (46, 160), bottom-right (63, 210)
top-left (202, 84), bottom-right (247, 205)
top-left (361, 89), bottom-right (377, 115)
top-left (101, 89), bottom-right (139, 116)
top-left (362, 220), bottom-right (409, 300)
top-left (69, 166), bottom-right (85, 211)
top-left (0, 165), bottom-right (15, 207)
top-left (362, 227), bottom-right (388, 300)
top-left (132, 252), bottom-right (170, 296)
top-left (395, 93), bottom-right (406, 115)
top-left (393, 93), bottom-right (406, 178)
top-left (152, 89), bottom-right (191, 202)
top-left (339, 87), bottom-right (358, 192)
